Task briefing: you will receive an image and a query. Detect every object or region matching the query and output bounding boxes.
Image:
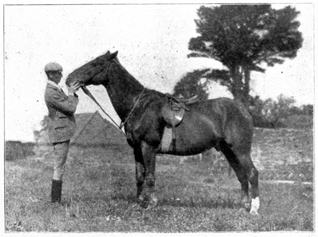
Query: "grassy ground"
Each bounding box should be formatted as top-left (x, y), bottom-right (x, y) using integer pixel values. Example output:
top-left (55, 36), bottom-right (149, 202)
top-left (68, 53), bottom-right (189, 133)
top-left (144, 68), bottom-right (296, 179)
top-left (4, 128), bottom-right (314, 232)
top-left (252, 128), bottom-right (313, 182)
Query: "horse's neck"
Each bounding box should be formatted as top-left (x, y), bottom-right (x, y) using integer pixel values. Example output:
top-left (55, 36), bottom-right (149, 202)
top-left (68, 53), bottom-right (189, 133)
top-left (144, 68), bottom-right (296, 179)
top-left (103, 63), bottom-right (145, 121)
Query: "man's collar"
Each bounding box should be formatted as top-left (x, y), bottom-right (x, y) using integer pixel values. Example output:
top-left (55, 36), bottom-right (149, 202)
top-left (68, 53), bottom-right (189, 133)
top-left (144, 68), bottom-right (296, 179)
top-left (47, 80), bottom-right (61, 89)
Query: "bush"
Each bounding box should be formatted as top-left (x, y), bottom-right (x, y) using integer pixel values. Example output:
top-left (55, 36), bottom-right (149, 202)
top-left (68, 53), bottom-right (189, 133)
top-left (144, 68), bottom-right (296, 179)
top-left (283, 115), bottom-right (313, 129)
top-left (5, 141), bottom-right (25, 161)
top-left (5, 141), bottom-right (35, 161)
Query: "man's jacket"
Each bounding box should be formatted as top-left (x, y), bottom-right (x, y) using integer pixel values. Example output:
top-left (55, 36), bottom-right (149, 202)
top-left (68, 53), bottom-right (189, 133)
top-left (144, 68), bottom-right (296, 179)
top-left (44, 83), bottom-right (79, 143)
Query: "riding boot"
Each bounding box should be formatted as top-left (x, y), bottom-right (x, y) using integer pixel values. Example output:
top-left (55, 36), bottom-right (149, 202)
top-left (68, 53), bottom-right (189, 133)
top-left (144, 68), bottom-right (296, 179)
top-left (51, 179), bottom-right (62, 203)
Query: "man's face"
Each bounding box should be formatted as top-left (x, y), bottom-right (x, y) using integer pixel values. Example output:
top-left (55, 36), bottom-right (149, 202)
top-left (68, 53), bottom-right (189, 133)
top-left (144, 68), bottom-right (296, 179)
top-left (48, 71), bottom-right (63, 84)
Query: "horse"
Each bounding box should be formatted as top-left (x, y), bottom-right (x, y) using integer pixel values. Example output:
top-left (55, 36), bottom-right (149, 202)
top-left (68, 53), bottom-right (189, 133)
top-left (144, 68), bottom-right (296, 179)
top-left (66, 51), bottom-right (260, 215)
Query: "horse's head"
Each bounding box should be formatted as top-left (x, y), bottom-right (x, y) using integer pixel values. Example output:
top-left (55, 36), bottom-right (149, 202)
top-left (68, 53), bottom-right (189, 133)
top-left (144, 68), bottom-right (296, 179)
top-left (66, 51), bottom-right (118, 87)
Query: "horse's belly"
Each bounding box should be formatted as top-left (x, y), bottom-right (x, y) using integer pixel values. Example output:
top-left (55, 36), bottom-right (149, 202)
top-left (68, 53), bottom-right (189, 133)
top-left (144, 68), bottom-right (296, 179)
top-left (159, 113), bottom-right (221, 155)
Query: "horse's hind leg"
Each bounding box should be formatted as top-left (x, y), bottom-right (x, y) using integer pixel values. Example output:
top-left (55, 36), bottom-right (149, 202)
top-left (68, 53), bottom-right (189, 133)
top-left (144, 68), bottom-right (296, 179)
top-left (220, 144), bottom-right (250, 211)
top-left (223, 142), bottom-right (260, 215)
top-left (237, 153), bottom-right (259, 215)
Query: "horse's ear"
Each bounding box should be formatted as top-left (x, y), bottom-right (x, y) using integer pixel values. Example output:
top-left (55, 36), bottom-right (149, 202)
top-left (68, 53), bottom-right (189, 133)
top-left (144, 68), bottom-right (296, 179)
top-left (109, 51), bottom-right (118, 60)
top-left (112, 51), bottom-right (118, 58)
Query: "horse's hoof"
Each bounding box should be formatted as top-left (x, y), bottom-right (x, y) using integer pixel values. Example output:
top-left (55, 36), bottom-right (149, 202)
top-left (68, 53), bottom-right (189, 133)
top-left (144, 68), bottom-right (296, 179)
top-left (250, 197), bottom-right (260, 216)
top-left (137, 193), bottom-right (158, 209)
top-left (243, 202), bottom-right (251, 211)
top-left (140, 201), bottom-right (148, 209)
top-left (250, 209), bottom-right (259, 216)
top-left (137, 195), bottom-right (145, 202)
top-left (137, 196), bottom-right (148, 208)
top-left (146, 195), bottom-right (158, 210)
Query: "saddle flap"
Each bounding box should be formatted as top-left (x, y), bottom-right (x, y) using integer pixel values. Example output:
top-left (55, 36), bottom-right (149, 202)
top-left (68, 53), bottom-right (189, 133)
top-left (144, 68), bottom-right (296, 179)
top-left (162, 95), bottom-right (186, 126)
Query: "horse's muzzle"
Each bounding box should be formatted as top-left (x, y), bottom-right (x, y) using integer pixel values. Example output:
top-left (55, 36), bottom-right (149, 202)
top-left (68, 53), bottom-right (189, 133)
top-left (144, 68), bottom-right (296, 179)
top-left (65, 76), bottom-right (85, 87)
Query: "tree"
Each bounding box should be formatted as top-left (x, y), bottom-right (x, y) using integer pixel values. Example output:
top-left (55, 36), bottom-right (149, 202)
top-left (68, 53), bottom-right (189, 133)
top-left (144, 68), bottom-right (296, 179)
top-left (173, 69), bottom-right (210, 100)
top-left (33, 116), bottom-right (50, 142)
top-left (173, 69), bottom-right (231, 101)
top-left (261, 94), bottom-right (296, 128)
top-left (188, 5), bottom-right (303, 106)
top-left (301, 104), bottom-right (313, 116)
top-left (249, 95), bottom-right (271, 127)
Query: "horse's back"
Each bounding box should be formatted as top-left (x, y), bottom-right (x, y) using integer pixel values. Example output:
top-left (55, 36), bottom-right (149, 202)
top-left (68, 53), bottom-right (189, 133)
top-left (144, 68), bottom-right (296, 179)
top-left (188, 97), bottom-right (253, 128)
top-left (168, 97), bottom-right (253, 155)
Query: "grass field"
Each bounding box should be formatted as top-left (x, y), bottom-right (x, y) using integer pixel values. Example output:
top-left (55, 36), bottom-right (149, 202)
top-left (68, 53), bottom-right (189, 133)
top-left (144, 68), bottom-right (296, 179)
top-left (4, 128), bottom-right (314, 232)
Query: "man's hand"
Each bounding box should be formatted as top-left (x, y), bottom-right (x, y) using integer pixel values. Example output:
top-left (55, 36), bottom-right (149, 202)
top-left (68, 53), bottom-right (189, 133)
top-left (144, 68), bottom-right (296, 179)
top-left (67, 81), bottom-right (81, 95)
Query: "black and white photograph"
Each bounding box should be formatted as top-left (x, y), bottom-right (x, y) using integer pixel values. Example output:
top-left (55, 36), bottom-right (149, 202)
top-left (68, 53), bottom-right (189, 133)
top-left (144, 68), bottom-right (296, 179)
top-left (2, 0), bottom-right (315, 234)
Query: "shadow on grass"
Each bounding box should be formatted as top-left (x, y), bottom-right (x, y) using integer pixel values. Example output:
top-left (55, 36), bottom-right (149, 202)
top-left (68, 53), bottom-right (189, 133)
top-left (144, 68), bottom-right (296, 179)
top-left (159, 196), bottom-right (241, 209)
top-left (112, 192), bottom-right (241, 210)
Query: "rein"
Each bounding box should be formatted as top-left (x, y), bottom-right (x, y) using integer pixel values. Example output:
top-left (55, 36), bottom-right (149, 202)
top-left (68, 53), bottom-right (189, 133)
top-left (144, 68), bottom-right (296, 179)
top-left (81, 86), bottom-right (123, 132)
top-left (81, 85), bottom-right (145, 133)
top-left (119, 87), bottom-right (145, 129)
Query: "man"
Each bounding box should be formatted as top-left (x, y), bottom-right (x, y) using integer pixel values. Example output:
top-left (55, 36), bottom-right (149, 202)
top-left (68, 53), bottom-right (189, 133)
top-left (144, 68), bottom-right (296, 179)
top-left (44, 62), bottom-right (80, 203)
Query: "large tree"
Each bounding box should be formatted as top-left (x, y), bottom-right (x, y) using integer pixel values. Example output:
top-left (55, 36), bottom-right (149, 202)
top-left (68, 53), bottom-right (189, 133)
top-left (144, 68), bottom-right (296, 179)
top-left (187, 4), bottom-right (303, 106)
top-left (173, 69), bottom-right (210, 101)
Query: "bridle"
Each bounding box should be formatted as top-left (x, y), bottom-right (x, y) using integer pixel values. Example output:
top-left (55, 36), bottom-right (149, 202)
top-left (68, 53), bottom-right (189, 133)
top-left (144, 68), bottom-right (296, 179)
top-left (79, 61), bottom-right (145, 133)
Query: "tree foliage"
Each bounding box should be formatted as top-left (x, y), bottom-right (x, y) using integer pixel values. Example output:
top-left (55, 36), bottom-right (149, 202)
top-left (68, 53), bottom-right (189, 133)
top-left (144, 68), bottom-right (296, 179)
top-left (187, 4), bottom-right (303, 106)
top-left (173, 69), bottom-right (210, 100)
top-left (249, 94), bottom-right (312, 128)
top-left (262, 94), bottom-right (296, 127)
top-left (33, 116), bottom-right (49, 142)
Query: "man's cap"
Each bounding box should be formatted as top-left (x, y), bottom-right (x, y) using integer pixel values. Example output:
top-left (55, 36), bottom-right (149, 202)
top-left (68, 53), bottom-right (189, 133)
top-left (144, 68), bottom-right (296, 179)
top-left (44, 62), bottom-right (63, 72)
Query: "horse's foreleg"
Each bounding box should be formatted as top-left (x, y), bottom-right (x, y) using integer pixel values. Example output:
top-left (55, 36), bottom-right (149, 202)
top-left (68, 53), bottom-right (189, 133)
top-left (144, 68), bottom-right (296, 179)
top-left (140, 141), bottom-right (158, 209)
top-left (134, 147), bottom-right (145, 201)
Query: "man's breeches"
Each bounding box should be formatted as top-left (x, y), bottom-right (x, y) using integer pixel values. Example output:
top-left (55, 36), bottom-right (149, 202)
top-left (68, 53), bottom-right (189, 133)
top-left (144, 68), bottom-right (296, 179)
top-left (52, 140), bottom-right (70, 181)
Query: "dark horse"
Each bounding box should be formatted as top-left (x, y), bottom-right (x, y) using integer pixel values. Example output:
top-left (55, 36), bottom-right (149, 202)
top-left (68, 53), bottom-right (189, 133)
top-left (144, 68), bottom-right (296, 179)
top-left (66, 51), bottom-right (260, 215)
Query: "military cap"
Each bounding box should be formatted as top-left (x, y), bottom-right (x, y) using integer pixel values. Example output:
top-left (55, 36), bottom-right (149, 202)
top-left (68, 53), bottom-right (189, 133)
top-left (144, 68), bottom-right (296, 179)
top-left (44, 62), bottom-right (63, 72)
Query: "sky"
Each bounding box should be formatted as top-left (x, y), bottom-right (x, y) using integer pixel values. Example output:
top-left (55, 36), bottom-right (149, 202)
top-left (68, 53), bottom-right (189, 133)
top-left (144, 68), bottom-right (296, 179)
top-left (2, 2), bottom-right (315, 142)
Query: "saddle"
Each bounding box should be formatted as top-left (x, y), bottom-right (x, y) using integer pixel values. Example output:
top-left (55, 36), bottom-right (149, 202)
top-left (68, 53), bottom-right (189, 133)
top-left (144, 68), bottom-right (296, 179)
top-left (162, 94), bottom-right (189, 127)
top-left (161, 94), bottom-right (198, 152)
